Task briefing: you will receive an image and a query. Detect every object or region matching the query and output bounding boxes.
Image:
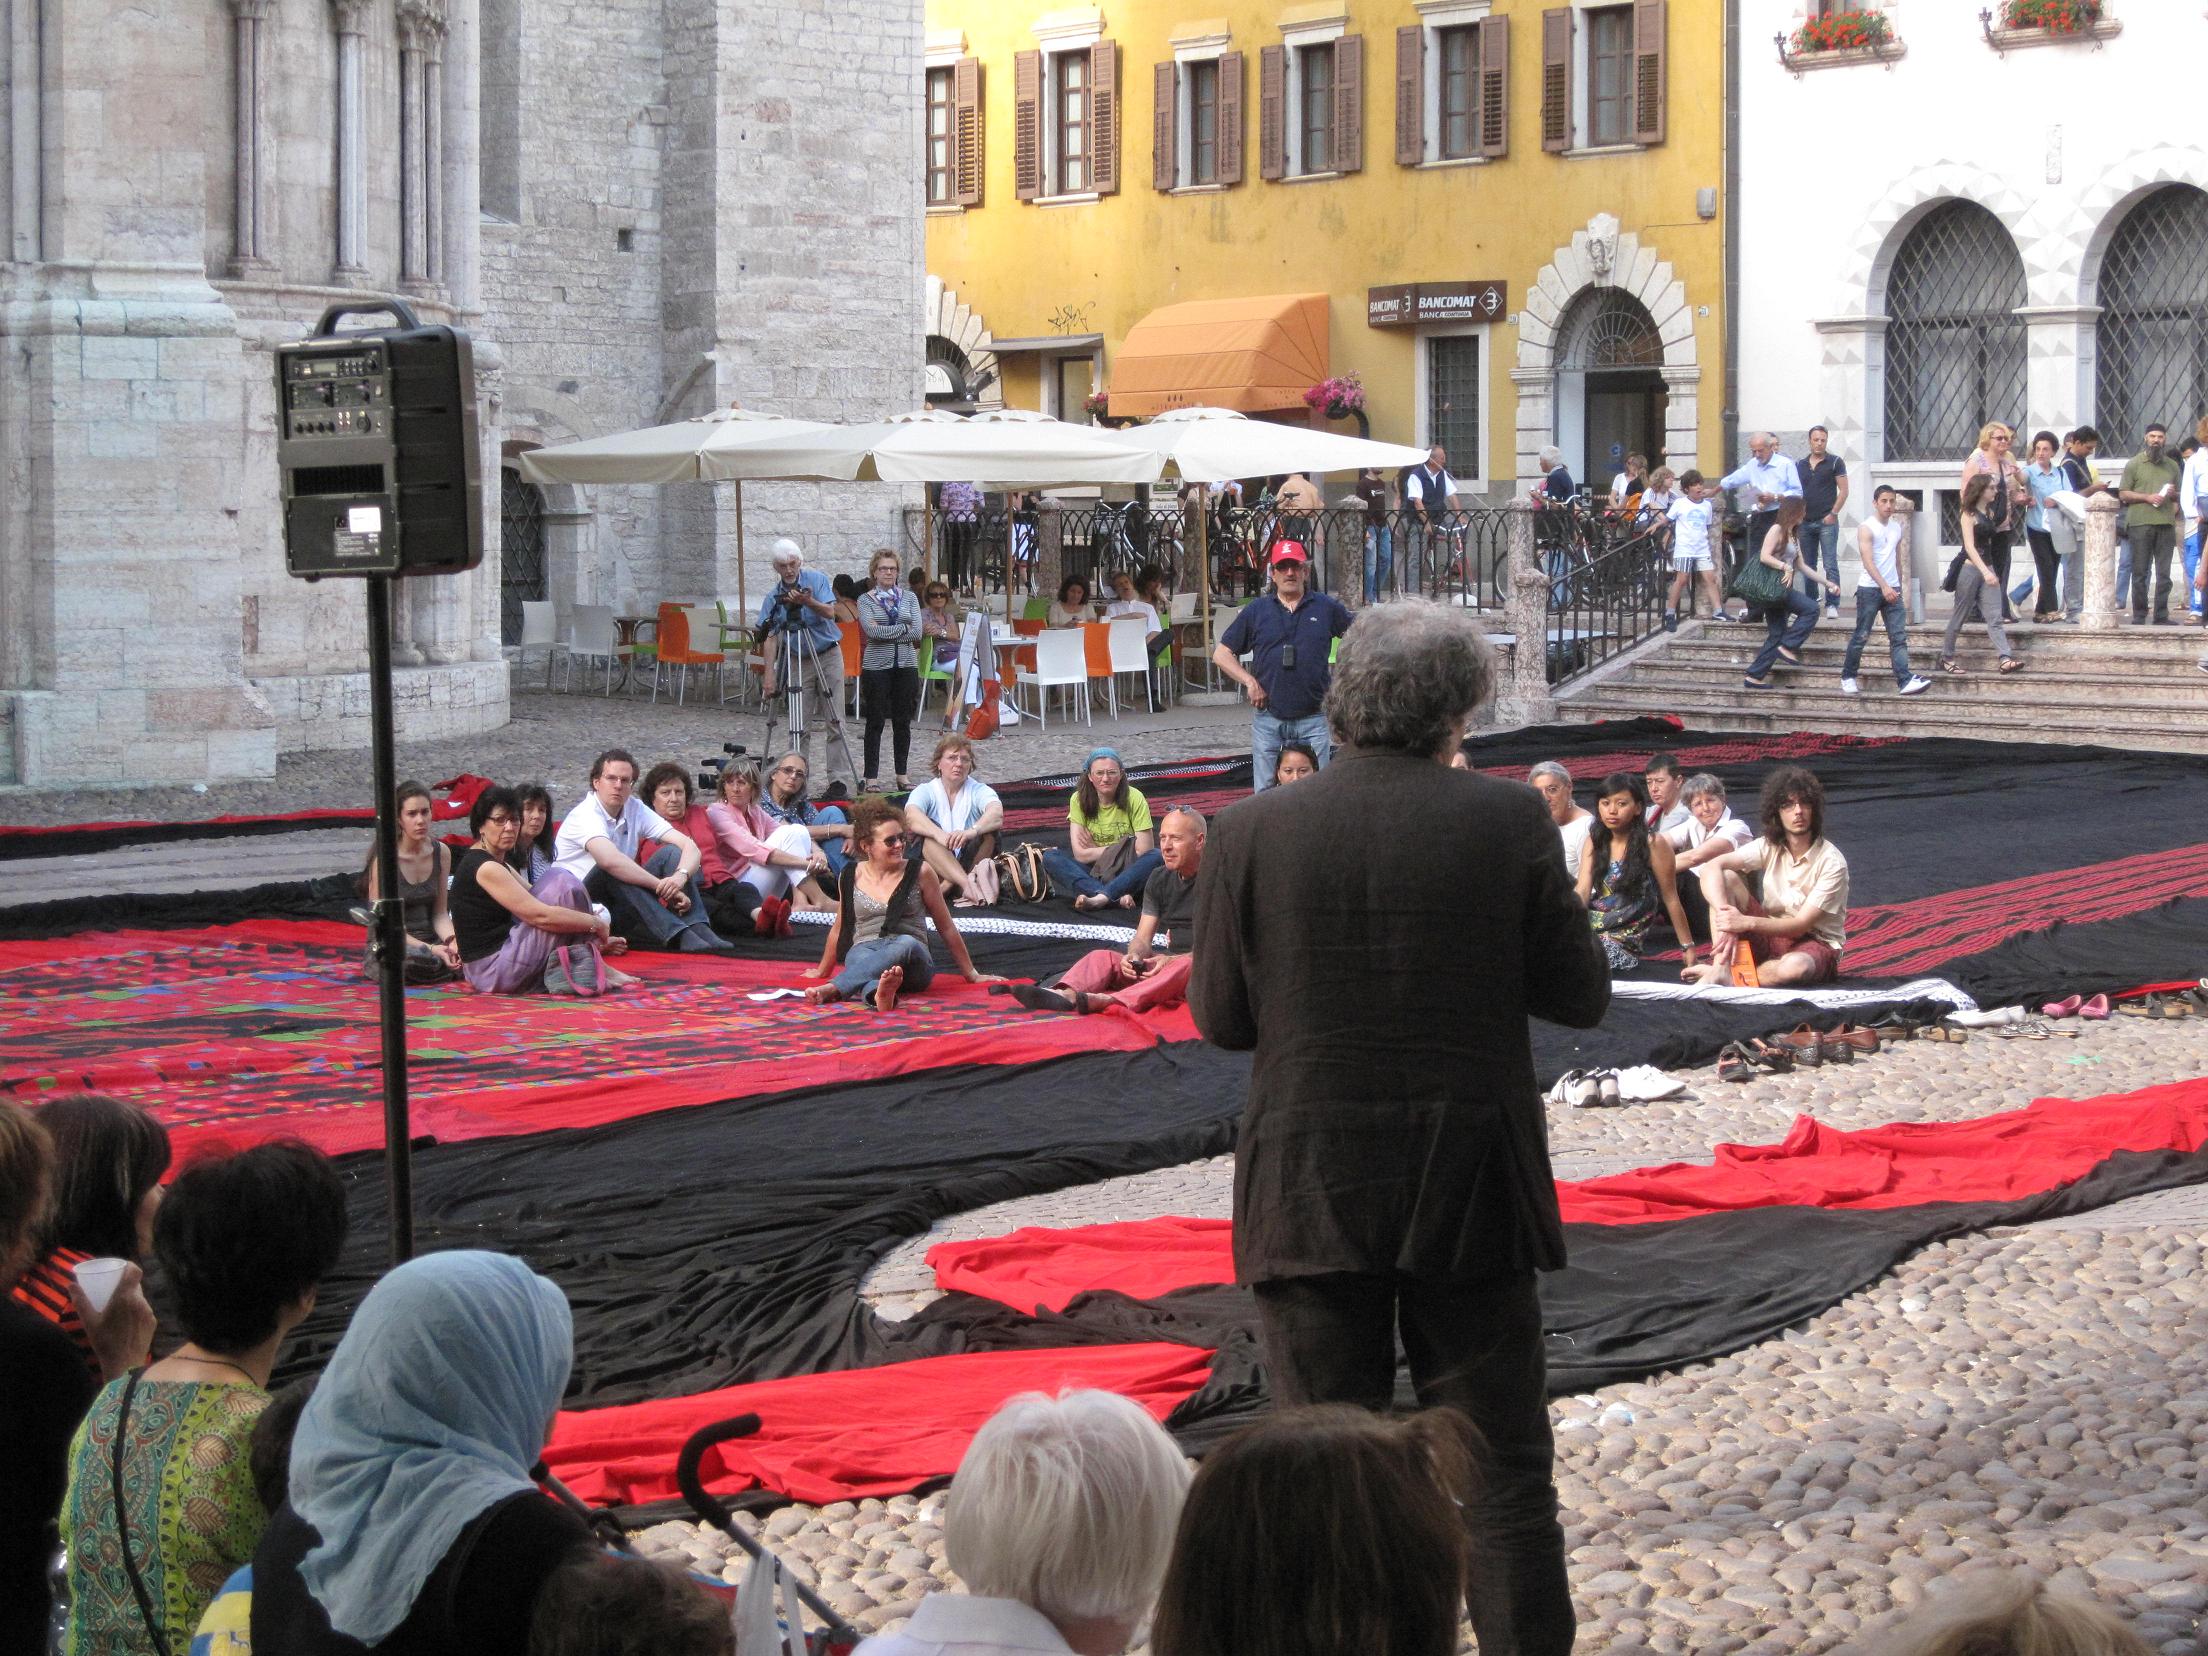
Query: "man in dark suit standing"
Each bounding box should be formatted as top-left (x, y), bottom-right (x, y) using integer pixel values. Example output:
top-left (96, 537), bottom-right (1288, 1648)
top-left (1189, 599), bottom-right (1610, 1656)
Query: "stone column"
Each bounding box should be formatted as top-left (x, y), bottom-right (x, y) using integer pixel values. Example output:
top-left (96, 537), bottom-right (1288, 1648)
top-left (4, 0), bottom-right (41, 261)
top-left (2079, 493), bottom-right (2119, 631)
top-left (441, 0), bottom-right (479, 313)
top-left (227, 0), bottom-right (277, 276)
top-left (397, 2), bottom-right (428, 290)
top-left (1498, 500), bottom-right (1556, 725)
top-left (422, 32), bottom-right (444, 288)
top-left (330, 0), bottom-right (370, 284)
top-left (2018, 305), bottom-right (2096, 440)
top-left (1035, 499), bottom-right (1065, 602)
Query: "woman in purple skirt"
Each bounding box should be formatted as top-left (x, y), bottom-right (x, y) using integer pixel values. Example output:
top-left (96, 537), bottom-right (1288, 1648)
top-left (449, 785), bottom-right (632, 995)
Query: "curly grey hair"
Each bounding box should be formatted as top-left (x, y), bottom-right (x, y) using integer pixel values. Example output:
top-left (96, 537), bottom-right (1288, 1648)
top-left (1323, 599), bottom-right (1496, 758)
top-left (1680, 771), bottom-right (1727, 805)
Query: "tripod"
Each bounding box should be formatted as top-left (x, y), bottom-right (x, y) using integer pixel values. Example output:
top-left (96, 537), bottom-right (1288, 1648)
top-left (761, 609), bottom-right (859, 786)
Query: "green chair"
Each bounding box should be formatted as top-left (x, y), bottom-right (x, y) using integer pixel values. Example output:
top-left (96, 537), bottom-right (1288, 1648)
top-left (1022, 596), bottom-right (1051, 622)
top-left (917, 634), bottom-right (956, 715)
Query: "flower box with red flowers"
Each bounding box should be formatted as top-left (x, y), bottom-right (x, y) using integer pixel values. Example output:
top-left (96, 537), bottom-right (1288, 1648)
top-left (2000, 0), bottom-right (2102, 31)
top-left (1789, 8), bottom-right (1895, 52)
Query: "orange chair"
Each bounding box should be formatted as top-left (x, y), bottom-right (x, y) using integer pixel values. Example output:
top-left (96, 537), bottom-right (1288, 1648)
top-left (649, 603), bottom-right (724, 706)
top-left (839, 620), bottom-right (865, 716)
top-left (1008, 617), bottom-right (1043, 678)
top-left (1080, 622), bottom-right (1115, 715)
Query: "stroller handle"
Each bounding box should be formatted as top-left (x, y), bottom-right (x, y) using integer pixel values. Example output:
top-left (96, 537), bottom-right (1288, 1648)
top-left (675, 1414), bottom-right (861, 1650)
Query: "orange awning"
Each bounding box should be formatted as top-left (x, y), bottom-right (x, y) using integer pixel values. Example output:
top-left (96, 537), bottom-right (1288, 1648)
top-left (1108, 293), bottom-right (1329, 419)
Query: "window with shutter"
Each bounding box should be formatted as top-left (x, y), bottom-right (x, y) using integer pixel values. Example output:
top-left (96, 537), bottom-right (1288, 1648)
top-left (1394, 26), bottom-right (1423, 167)
top-left (1632, 0), bottom-right (1666, 146)
top-left (1258, 45), bottom-right (1286, 179)
top-left (1476, 16), bottom-right (1509, 158)
top-left (1298, 43), bottom-right (1332, 173)
top-left (925, 68), bottom-right (955, 205)
top-left (1216, 50), bottom-right (1245, 183)
top-left (1189, 58), bottom-right (1220, 185)
top-left (1540, 8), bottom-right (1571, 153)
top-left (1014, 50), bottom-right (1043, 198)
top-left (1089, 40), bottom-right (1120, 194)
top-left (1437, 27), bottom-right (1473, 160)
top-left (1332, 34), bottom-right (1362, 174)
top-left (1586, 6), bottom-right (1632, 147)
top-left (1154, 60), bottom-right (1178, 191)
top-left (1055, 49), bottom-right (1090, 193)
top-left (953, 57), bottom-right (984, 206)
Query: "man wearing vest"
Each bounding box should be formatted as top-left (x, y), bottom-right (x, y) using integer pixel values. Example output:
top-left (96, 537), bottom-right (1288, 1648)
top-left (1213, 540), bottom-right (1355, 791)
top-left (1405, 446), bottom-right (1459, 588)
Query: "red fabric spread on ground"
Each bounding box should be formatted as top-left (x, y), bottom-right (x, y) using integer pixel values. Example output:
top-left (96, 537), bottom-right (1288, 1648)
top-left (928, 1080), bottom-right (2208, 1312)
top-left (0, 920), bottom-right (1187, 1155)
top-left (541, 1343), bottom-right (1214, 1507)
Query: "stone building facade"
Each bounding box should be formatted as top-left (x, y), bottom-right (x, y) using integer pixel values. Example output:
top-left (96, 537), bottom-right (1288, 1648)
top-left (1739, 0), bottom-right (2208, 584)
top-left (0, 0), bottom-right (922, 788)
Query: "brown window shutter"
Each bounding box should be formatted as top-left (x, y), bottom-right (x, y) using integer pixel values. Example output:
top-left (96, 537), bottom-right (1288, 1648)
top-left (1332, 34), bottom-right (1363, 174)
top-left (1394, 25), bottom-right (1423, 167)
top-left (1633, 0), bottom-right (1667, 145)
top-left (1540, 8), bottom-right (1572, 154)
top-left (1153, 60), bottom-right (1178, 190)
top-left (1090, 40), bottom-right (1121, 193)
top-left (1217, 50), bottom-right (1245, 183)
top-left (1476, 16), bottom-right (1509, 158)
top-left (1258, 45), bottom-right (1286, 180)
top-left (1014, 50), bottom-right (1043, 199)
top-left (954, 57), bottom-right (985, 206)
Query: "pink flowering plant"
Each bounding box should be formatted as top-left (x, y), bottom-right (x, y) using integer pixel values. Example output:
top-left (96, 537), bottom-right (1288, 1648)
top-left (1303, 373), bottom-right (1367, 417)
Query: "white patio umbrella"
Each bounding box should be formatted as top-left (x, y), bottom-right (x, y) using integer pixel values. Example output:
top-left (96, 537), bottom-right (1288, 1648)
top-left (1119, 407), bottom-right (1429, 678)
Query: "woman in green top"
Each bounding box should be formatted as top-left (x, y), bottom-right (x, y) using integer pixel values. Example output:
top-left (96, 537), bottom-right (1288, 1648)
top-left (1042, 748), bottom-right (1163, 912)
top-left (62, 1142), bottom-right (348, 1656)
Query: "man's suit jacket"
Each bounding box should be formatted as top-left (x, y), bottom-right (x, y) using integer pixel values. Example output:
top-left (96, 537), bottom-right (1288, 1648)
top-left (1189, 749), bottom-right (1610, 1286)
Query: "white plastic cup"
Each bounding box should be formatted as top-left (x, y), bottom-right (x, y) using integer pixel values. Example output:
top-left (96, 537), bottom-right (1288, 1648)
top-left (73, 1256), bottom-right (129, 1315)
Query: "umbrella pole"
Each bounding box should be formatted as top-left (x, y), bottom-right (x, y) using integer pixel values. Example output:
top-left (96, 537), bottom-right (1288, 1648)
top-left (734, 480), bottom-right (747, 624)
top-left (924, 493), bottom-right (936, 586)
top-left (1195, 489), bottom-right (1213, 691)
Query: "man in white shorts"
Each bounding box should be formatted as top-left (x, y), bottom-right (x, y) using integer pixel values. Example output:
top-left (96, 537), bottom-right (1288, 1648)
top-left (1663, 470), bottom-right (1731, 628)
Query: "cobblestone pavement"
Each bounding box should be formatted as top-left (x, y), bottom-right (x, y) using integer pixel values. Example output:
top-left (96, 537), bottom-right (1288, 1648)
top-left (0, 690), bottom-right (1253, 827)
top-left (636, 1017), bottom-right (2208, 1654)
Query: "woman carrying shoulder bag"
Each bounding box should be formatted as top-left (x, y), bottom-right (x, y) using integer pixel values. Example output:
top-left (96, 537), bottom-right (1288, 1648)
top-left (1940, 473), bottom-right (2023, 676)
top-left (1738, 498), bottom-right (1829, 690)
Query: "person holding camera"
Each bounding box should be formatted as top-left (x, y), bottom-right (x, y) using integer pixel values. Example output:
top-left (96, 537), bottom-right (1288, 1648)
top-left (755, 538), bottom-right (853, 789)
top-left (1210, 540), bottom-right (1353, 792)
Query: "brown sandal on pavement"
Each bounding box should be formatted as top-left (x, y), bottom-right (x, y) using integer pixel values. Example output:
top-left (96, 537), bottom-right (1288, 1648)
top-left (1939, 658), bottom-right (1967, 676)
top-left (1998, 656), bottom-right (2024, 673)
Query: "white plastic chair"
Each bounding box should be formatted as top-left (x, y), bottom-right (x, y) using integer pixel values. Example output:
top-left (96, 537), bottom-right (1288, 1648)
top-left (517, 601), bottom-right (565, 689)
top-left (1105, 616), bottom-right (1154, 718)
top-left (1020, 628), bottom-right (1090, 730)
top-left (562, 605), bottom-right (629, 695)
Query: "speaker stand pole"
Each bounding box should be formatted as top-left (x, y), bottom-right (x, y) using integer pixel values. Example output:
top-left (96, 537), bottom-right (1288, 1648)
top-left (365, 575), bottom-right (415, 1264)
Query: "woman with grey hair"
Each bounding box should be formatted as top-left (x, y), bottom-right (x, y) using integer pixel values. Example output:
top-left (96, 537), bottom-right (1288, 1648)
top-left (1321, 598), bottom-right (1497, 759)
top-left (1527, 759), bottom-right (1594, 886)
top-left (855, 1389), bottom-right (1190, 1656)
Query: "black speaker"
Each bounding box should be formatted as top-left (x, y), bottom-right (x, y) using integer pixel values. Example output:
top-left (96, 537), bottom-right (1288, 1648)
top-left (277, 301), bottom-right (482, 580)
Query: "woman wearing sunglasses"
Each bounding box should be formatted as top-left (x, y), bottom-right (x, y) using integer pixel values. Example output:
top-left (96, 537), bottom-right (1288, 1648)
top-left (801, 798), bottom-right (1000, 1011)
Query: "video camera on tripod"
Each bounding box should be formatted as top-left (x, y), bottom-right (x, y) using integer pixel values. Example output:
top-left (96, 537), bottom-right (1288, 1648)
top-left (695, 742), bottom-right (750, 797)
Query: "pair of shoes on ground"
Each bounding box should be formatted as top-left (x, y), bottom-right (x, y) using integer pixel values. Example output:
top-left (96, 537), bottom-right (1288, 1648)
top-left (1546, 1064), bottom-right (1687, 1108)
top-left (2041, 993), bottom-right (2111, 1021)
top-left (992, 981), bottom-right (1105, 1016)
top-left (1771, 1021), bottom-right (1880, 1066)
top-left (2113, 988), bottom-right (2206, 1019)
top-left (1839, 676), bottom-right (1932, 696)
top-left (752, 896), bottom-right (794, 939)
top-left (1716, 1039), bottom-right (1798, 1082)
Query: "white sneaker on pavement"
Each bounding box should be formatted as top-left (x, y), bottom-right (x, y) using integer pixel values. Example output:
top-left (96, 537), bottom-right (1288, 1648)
top-left (1899, 675), bottom-right (1932, 695)
top-left (1840, 677), bottom-right (1860, 695)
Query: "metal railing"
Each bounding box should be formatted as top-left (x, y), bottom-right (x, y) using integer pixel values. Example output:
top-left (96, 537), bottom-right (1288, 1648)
top-left (1539, 499), bottom-right (1677, 685)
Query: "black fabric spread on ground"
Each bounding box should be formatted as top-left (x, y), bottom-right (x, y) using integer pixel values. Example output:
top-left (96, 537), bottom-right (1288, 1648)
top-left (1934, 896), bottom-right (2208, 1008)
top-left (0, 875), bottom-right (360, 941)
top-left (283, 981), bottom-right (1952, 1412)
top-left (907, 1141), bottom-right (2208, 1454)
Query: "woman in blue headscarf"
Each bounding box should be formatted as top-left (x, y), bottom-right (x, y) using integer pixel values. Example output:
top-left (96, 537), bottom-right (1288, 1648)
top-left (249, 1252), bottom-right (592, 1656)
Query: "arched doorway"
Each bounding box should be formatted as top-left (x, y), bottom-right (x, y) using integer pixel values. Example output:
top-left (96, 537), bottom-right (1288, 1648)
top-left (1556, 289), bottom-right (1666, 485)
top-left (499, 467), bottom-right (547, 646)
top-left (2094, 184), bottom-right (2208, 447)
top-left (1882, 200), bottom-right (2026, 462)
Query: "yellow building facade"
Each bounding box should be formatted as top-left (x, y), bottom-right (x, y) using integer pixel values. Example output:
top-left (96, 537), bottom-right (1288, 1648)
top-left (923, 0), bottom-right (1725, 500)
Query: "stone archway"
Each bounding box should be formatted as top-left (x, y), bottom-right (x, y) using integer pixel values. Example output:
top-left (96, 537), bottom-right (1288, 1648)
top-left (1515, 214), bottom-right (1699, 487)
top-left (925, 275), bottom-right (1002, 410)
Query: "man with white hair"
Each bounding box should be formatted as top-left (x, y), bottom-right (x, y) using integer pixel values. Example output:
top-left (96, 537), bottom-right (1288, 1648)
top-left (1004, 807), bottom-right (1206, 1015)
top-left (1191, 598), bottom-right (1609, 1656)
top-left (755, 537), bottom-right (853, 789)
top-left (855, 1389), bottom-right (1188, 1656)
top-left (1719, 433), bottom-right (1803, 591)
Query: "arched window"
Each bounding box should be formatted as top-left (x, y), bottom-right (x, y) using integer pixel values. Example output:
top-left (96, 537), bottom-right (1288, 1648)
top-left (2094, 185), bottom-right (2208, 447)
top-left (1883, 201), bottom-right (2025, 462)
top-left (1558, 290), bottom-right (1663, 371)
top-left (500, 468), bottom-right (546, 646)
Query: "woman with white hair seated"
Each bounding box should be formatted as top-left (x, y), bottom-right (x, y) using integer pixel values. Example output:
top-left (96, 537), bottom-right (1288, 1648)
top-left (855, 1389), bottom-right (1189, 1656)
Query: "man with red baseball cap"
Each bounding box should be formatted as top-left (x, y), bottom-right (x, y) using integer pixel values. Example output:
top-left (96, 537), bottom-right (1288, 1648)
top-left (1212, 538), bottom-right (1354, 790)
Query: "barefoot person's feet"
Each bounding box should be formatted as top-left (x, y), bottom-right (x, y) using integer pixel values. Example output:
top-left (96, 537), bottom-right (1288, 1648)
top-left (1073, 893), bottom-right (1109, 912)
top-left (874, 964), bottom-right (904, 1012)
top-left (1118, 893), bottom-right (1137, 910)
top-left (802, 983), bottom-right (841, 1004)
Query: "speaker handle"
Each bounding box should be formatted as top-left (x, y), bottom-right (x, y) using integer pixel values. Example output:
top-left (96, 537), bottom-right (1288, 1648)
top-left (313, 299), bottom-right (423, 338)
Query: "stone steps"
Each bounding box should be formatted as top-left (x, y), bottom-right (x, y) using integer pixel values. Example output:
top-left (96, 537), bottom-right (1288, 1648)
top-left (1555, 617), bottom-right (2208, 755)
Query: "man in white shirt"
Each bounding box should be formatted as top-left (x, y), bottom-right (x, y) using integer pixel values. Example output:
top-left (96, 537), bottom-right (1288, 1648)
top-left (1718, 432), bottom-right (1803, 582)
top-left (1527, 760), bottom-right (1595, 886)
top-left (1103, 569), bottom-right (1165, 659)
top-left (1840, 485), bottom-right (1932, 696)
top-left (1404, 445), bottom-right (1459, 588)
top-left (1642, 755), bottom-right (1690, 839)
top-left (1666, 772), bottom-right (1754, 941)
top-left (2182, 428), bottom-right (2208, 623)
top-left (1683, 766), bottom-right (1850, 988)
top-left (552, 748), bottom-right (739, 952)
